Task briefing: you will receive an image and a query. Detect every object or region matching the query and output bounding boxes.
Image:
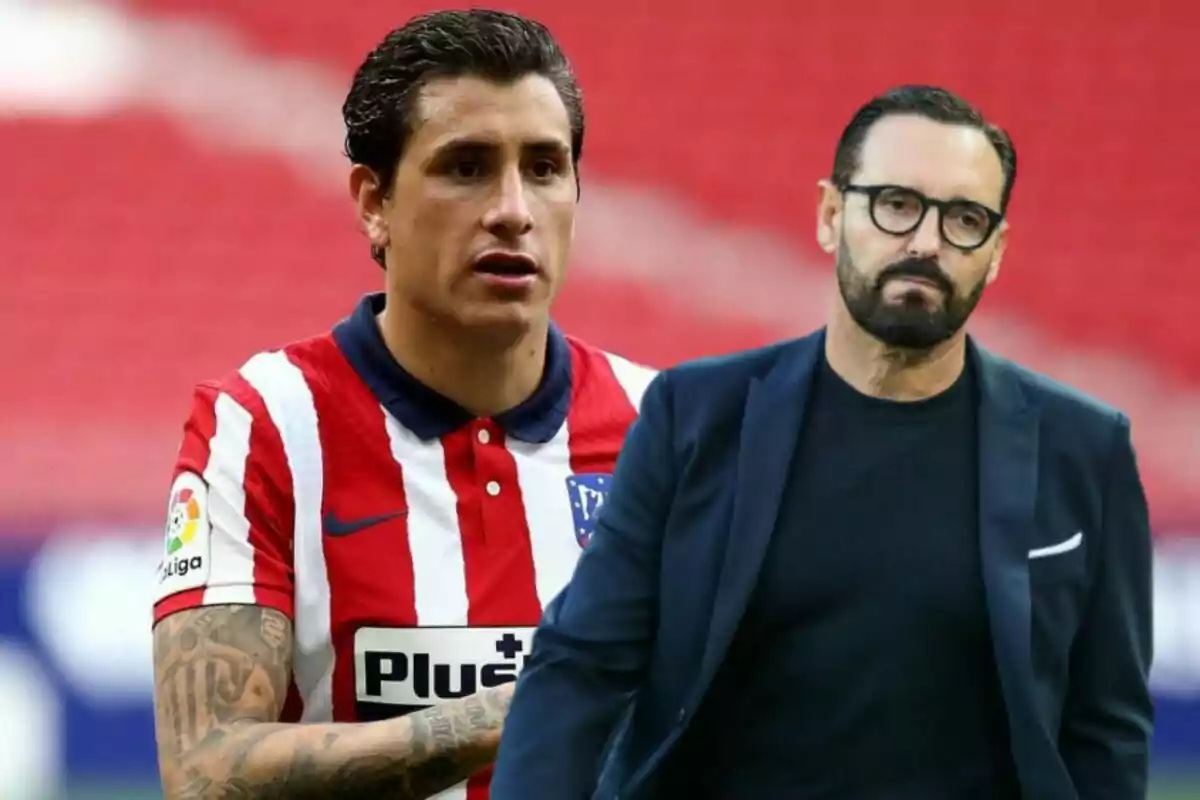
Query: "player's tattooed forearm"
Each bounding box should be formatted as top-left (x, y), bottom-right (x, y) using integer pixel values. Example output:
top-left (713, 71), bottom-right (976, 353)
top-left (166, 695), bottom-right (509, 799)
top-left (154, 605), bottom-right (514, 798)
top-left (393, 689), bottom-right (513, 797)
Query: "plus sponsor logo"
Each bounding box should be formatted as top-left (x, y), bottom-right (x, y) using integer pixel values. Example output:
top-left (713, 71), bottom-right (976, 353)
top-left (354, 626), bottom-right (535, 720)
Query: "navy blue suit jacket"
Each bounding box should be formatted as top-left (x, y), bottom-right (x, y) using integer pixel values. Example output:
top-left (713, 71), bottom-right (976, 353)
top-left (491, 332), bottom-right (1154, 800)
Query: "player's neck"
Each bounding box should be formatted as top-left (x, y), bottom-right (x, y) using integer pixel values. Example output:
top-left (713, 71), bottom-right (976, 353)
top-left (824, 300), bottom-right (966, 402)
top-left (377, 306), bottom-right (549, 419)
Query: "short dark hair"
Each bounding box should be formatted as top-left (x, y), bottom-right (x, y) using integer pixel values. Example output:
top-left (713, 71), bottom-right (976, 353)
top-left (831, 85), bottom-right (1017, 213)
top-left (342, 9), bottom-right (585, 265)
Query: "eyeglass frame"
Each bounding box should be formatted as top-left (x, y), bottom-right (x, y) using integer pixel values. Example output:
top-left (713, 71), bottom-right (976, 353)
top-left (840, 183), bottom-right (1005, 252)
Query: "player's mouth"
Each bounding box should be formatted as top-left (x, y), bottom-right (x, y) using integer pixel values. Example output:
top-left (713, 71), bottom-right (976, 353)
top-left (880, 270), bottom-right (952, 300)
top-left (889, 275), bottom-right (940, 290)
top-left (471, 251), bottom-right (541, 290)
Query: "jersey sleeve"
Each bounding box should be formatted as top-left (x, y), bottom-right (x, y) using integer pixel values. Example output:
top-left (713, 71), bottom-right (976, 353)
top-left (152, 378), bottom-right (295, 624)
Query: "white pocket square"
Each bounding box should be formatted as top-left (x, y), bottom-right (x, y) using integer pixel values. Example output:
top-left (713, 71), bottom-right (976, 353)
top-left (1029, 531), bottom-right (1083, 560)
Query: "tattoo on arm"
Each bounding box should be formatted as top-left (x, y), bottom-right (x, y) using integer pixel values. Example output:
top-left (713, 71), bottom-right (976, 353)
top-left (154, 604), bottom-right (291, 759)
top-left (153, 605), bottom-right (515, 799)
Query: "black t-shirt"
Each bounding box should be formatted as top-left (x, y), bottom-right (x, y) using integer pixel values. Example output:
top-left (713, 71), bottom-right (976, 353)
top-left (664, 355), bottom-right (1020, 798)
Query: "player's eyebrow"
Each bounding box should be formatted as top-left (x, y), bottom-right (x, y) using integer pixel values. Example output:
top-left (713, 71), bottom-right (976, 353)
top-left (876, 180), bottom-right (995, 207)
top-left (429, 136), bottom-right (571, 160)
top-left (523, 139), bottom-right (568, 154)
top-left (524, 139), bottom-right (571, 159)
top-left (428, 138), bottom-right (491, 159)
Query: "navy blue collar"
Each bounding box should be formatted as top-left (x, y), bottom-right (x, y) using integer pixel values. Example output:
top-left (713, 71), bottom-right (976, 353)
top-left (332, 293), bottom-right (572, 443)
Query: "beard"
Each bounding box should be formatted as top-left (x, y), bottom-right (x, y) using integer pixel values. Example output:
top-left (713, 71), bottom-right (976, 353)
top-left (835, 242), bottom-right (987, 350)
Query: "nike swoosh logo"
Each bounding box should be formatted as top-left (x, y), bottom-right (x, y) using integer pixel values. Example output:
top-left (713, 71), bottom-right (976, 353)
top-left (323, 511), bottom-right (406, 537)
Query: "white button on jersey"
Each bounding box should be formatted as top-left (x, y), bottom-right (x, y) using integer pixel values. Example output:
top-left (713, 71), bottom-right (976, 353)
top-left (485, 480), bottom-right (501, 496)
top-left (477, 429), bottom-right (490, 444)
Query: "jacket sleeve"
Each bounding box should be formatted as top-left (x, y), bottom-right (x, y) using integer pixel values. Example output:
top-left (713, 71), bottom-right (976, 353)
top-left (1060, 414), bottom-right (1154, 798)
top-left (490, 370), bottom-right (677, 799)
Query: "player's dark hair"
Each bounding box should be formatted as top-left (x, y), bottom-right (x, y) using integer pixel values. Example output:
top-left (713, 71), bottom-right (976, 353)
top-left (342, 9), bottom-right (585, 267)
top-left (831, 85), bottom-right (1017, 213)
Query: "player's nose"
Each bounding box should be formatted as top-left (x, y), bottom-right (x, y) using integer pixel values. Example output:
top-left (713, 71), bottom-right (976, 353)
top-left (481, 167), bottom-right (534, 239)
top-left (906, 209), bottom-right (942, 258)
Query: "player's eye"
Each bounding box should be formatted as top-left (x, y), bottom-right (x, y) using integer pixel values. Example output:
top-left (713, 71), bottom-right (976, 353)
top-left (527, 158), bottom-right (562, 181)
top-left (952, 205), bottom-right (987, 229)
top-left (449, 159), bottom-right (484, 180)
top-left (879, 190), bottom-right (919, 214)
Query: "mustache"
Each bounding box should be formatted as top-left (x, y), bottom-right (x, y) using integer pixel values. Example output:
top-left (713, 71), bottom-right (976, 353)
top-left (876, 259), bottom-right (954, 294)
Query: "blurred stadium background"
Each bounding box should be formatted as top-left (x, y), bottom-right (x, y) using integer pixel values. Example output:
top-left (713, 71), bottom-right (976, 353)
top-left (1, 0), bottom-right (1198, 796)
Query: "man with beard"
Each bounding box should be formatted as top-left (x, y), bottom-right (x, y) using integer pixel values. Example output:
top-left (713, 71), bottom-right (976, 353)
top-left (492, 85), bottom-right (1153, 800)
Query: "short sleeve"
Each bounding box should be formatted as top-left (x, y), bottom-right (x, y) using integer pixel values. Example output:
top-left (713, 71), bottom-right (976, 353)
top-left (152, 380), bottom-right (295, 624)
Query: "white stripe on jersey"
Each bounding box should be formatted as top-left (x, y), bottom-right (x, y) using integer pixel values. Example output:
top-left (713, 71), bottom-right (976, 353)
top-left (240, 351), bottom-right (333, 723)
top-left (382, 410), bottom-right (470, 799)
top-left (202, 393), bottom-right (255, 606)
top-left (508, 422), bottom-right (582, 609)
top-left (383, 411), bottom-right (470, 627)
top-left (603, 351), bottom-right (657, 410)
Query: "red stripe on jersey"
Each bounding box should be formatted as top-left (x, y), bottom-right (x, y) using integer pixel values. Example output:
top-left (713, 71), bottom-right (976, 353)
top-left (444, 421), bottom-right (541, 800)
top-left (566, 341), bottom-right (639, 474)
top-left (445, 424), bottom-right (542, 625)
top-left (223, 372), bottom-right (296, 618)
top-left (296, 337), bottom-right (418, 723)
top-left (154, 586), bottom-right (207, 620)
top-left (174, 382), bottom-right (219, 479)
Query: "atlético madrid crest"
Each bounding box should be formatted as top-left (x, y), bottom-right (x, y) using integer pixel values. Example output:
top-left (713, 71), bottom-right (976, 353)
top-left (566, 473), bottom-right (610, 549)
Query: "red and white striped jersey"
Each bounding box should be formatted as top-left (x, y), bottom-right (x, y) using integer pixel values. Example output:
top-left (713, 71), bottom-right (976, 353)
top-left (151, 293), bottom-right (655, 799)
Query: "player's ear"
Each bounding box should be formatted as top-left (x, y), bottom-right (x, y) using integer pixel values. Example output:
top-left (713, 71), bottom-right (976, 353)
top-left (350, 164), bottom-right (389, 253)
top-left (985, 219), bottom-right (1009, 285)
top-left (815, 179), bottom-right (842, 255)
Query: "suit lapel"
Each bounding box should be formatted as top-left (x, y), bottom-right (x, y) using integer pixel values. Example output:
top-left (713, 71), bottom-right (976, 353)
top-left (974, 343), bottom-right (1059, 794)
top-left (690, 334), bottom-right (821, 703)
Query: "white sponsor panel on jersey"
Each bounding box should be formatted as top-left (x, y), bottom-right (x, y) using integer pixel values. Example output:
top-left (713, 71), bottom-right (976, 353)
top-left (154, 472), bottom-right (211, 597)
top-left (354, 626), bottom-right (536, 707)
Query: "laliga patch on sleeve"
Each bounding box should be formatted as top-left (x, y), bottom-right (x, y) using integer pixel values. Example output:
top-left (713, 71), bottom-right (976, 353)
top-left (155, 471), bottom-right (212, 600)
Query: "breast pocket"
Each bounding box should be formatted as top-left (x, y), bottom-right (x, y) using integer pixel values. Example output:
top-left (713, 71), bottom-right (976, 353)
top-left (1027, 530), bottom-right (1087, 584)
top-left (1028, 530), bottom-right (1092, 687)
